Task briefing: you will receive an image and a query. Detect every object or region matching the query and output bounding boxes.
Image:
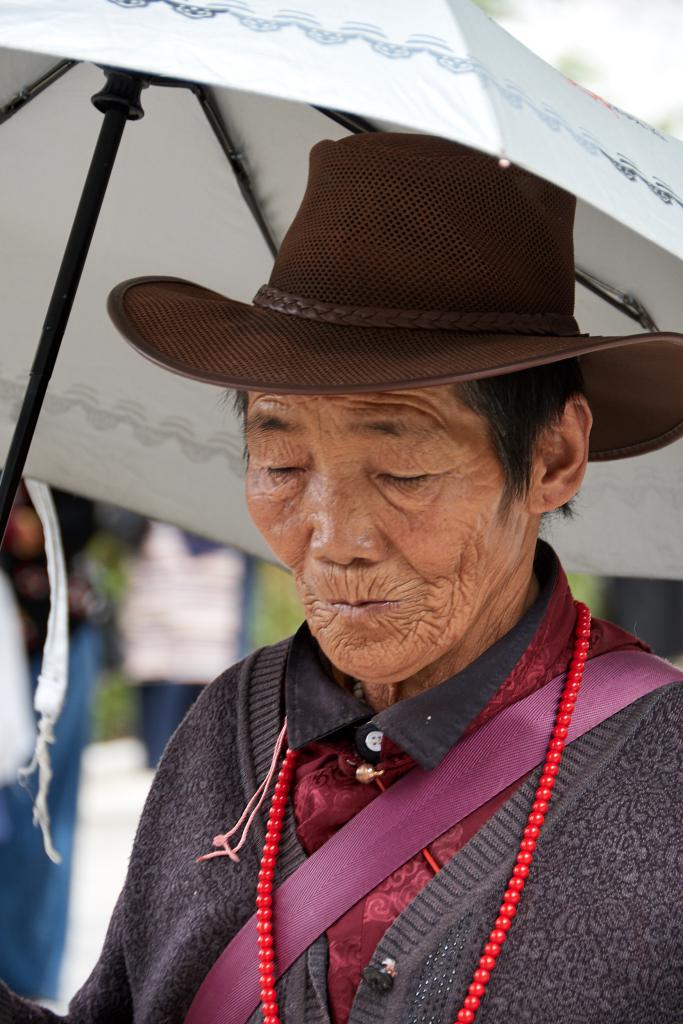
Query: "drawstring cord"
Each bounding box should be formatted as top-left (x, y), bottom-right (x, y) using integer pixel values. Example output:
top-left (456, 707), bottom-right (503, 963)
top-left (196, 718), bottom-right (440, 874)
top-left (19, 480), bottom-right (69, 864)
top-left (197, 719), bottom-right (289, 863)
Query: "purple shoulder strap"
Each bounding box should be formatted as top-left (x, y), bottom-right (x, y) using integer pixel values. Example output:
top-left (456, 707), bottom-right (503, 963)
top-left (185, 650), bottom-right (681, 1024)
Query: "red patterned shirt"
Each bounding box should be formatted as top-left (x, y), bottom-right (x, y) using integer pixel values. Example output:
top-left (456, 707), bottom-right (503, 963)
top-left (288, 548), bottom-right (646, 1023)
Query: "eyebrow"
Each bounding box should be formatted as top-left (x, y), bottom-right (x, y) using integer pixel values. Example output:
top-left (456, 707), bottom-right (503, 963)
top-left (245, 411), bottom-right (437, 439)
top-left (353, 419), bottom-right (404, 437)
top-left (351, 418), bottom-right (438, 439)
top-left (245, 412), bottom-right (300, 435)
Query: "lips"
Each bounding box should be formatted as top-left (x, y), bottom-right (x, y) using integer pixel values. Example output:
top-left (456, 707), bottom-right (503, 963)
top-left (325, 598), bottom-right (401, 617)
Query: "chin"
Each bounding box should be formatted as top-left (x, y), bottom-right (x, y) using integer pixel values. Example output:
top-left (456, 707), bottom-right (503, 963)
top-left (319, 632), bottom-right (427, 685)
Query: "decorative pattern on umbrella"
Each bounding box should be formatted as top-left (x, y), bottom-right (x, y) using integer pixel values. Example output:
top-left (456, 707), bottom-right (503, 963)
top-left (0, 378), bottom-right (244, 468)
top-left (106, 0), bottom-right (682, 209)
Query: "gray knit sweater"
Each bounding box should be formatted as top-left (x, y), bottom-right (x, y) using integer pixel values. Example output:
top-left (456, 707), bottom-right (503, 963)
top-left (1, 640), bottom-right (681, 1024)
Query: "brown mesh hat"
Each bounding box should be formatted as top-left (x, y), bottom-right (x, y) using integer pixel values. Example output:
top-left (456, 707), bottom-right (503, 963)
top-left (108, 132), bottom-right (683, 460)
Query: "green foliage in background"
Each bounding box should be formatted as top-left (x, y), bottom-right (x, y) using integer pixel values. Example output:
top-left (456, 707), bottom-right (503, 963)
top-left (554, 54), bottom-right (599, 85)
top-left (87, 531), bottom-right (131, 602)
top-left (567, 573), bottom-right (605, 617)
top-left (248, 561), bottom-right (304, 648)
top-left (92, 671), bottom-right (137, 743)
top-left (472, 0), bottom-right (511, 16)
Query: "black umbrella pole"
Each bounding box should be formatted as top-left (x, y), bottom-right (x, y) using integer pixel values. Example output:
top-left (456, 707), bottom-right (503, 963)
top-left (0, 70), bottom-right (147, 545)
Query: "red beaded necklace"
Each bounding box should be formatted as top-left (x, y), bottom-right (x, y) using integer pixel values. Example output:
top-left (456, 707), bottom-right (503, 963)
top-left (256, 601), bottom-right (592, 1024)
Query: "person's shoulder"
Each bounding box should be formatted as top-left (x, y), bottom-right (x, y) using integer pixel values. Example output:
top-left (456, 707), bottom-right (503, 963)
top-left (570, 674), bottom-right (683, 845)
top-left (160, 637), bottom-right (293, 759)
top-left (619, 669), bottom-right (683, 764)
top-left (637, 670), bottom-right (683, 722)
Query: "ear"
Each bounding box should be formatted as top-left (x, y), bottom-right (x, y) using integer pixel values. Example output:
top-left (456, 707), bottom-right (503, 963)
top-left (527, 395), bottom-right (593, 514)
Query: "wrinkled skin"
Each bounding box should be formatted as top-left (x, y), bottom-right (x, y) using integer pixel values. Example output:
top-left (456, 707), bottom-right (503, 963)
top-left (245, 386), bottom-right (592, 711)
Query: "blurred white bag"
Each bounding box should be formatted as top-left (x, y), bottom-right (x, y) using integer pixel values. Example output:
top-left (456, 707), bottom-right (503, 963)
top-left (0, 570), bottom-right (34, 787)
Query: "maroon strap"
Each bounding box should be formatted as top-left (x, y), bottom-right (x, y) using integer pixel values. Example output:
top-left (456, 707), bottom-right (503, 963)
top-left (185, 650), bottom-right (681, 1024)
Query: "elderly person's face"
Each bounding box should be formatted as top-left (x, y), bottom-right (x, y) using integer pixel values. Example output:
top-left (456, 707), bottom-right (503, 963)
top-left (246, 386), bottom-right (590, 697)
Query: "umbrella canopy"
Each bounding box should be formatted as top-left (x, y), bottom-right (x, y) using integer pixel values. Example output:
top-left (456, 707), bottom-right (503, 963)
top-left (0, 0), bottom-right (681, 576)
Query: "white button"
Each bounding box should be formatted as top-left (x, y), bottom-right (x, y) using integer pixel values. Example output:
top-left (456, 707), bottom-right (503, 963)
top-left (364, 729), bottom-right (383, 753)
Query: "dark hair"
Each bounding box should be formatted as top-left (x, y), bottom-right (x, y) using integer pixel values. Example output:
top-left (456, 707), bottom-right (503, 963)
top-left (231, 357), bottom-right (585, 515)
top-left (460, 358), bottom-right (585, 515)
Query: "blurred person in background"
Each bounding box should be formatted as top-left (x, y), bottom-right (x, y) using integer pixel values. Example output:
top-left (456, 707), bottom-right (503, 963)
top-left (119, 522), bottom-right (251, 768)
top-left (0, 487), bottom-right (104, 1001)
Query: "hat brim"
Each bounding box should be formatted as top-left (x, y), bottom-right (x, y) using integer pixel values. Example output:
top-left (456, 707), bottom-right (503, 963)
top-left (108, 276), bottom-right (683, 461)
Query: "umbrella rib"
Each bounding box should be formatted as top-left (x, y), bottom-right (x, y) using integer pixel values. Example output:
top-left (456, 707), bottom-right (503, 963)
top-left (575, 266), bottom-right (659, 332)
top-left (0, 70), bottom-right (146, 547)
top-left (0, 60), bottom-right (76, 126)
top-left (192, 85), bottom-right (279, 259)
top-left (191, 89), bottom-right (373, 255)
top-left (313, 107), bottom-right (377, 135)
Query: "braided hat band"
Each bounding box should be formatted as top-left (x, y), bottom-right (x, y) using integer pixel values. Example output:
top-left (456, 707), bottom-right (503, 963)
top-left (253, 284), bottom-right (581, 337)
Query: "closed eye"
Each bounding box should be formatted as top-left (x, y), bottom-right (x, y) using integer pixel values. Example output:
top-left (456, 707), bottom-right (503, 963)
top-left (380, 474), bottom-right (432, 488)
top-left (266, 466), bottom-right (303, 477)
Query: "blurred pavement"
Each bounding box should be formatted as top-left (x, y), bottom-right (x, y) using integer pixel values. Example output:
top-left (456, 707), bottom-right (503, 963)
top-left (43, 740), bottom-right (153, 1012)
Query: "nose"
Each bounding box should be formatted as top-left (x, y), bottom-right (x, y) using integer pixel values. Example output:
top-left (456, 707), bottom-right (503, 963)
top-left (306, 478), bottom-right (386, 566)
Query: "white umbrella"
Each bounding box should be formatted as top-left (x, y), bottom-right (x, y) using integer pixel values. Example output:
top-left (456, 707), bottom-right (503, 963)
top-left (0, 0), bottom-right (681, 577)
